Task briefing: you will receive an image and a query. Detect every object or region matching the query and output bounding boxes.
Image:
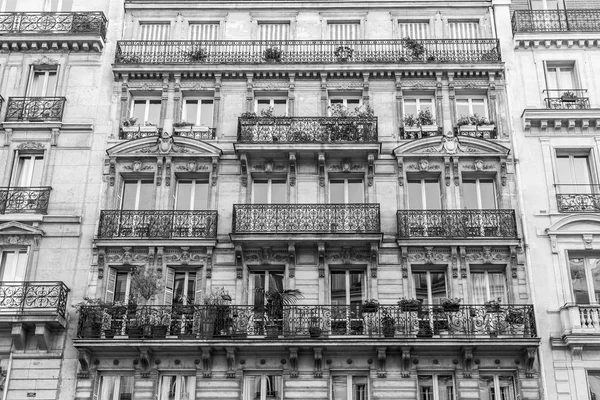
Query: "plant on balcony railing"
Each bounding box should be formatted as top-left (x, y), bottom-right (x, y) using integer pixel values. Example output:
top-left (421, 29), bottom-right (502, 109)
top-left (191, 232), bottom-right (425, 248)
top-left (5, 97), bottom-right (66, 122)
top-left (0, 12), bottom-right (107, 38)
top-left (401, 109), bottom-right (439, 139)
top-left (397, 209), bottom-right (518, 239)
top-left (402, 36), bottom-right (426, 60)
top-left (334, 45), bottom-right (354, 61)
top-left (98, 210), bottom-right (218, 239)
top-left (0, 186), bottom-right (51, 214)
top-left (264, 47), bottom-right (282, 62)
top-left (455, 114), bottom-right (497, 139)
top-left (188, 48), bottom-right (208, 62)
top-left (544, 89), bottom-right (590, 110)
top-left (233, 204), bottom-right (380, 234)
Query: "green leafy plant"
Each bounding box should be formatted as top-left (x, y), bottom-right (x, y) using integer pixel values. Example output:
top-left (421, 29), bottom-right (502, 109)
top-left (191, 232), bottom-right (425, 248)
top-left (360, 299), bottom-right (380, 314)
top-left (173, 120), bottom-right (194, 128)
top-left (118, 53), bottom-right (141, 63)
top-left (403, 114), bottom-right (418, 127)
top-left (403, 37), bottom-right (426, 59)
top-left (416, 109), bottom-right (435, 126)
top-left (398, 297), bottom-right (421, 311)
top-left (122, 117), bottom-right (138, 127)
top-left (561, 91), bottom-right (577, 101)
top-left (130, 267), bottom-right (163, 304)
top-left (260, 106), bottom-right (276, 118)
top-left (334, 45), bottom-right (354, 60)
top-left (240, 111), bottom-right (258, 119)
top-left (188, 48), bottom-right (208, 62)
top-left (264, 47), bottom-right (283, 62)
top-left (441, 298), bottom-right (462, 312)
top-left (457, 114), bottom-right (493, 127)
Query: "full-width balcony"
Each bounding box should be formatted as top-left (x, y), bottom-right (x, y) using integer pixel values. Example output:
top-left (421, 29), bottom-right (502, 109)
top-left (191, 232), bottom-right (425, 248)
top-left (555, 184), bottom-right (600, 213)
top-left (5, 97), bottom-right (66, 122)
top-left (114, 39), bottom-right (501, 66)
top-left (97, 210), bottom-right (218, 240)
top-left (232, 204), bottom-right (380, 242)
top-left (397, 210), bottom-right (518, 240)
top-left (0, 12), bottom-right (107, 51)
top-left (76, 303), bottom-right (536, 341)
top-left (544, 89), bottom-right (590, 110)
top-left (0, 187), bottom-right (52, 214)
top-left (512, 9), bottom-right (600, 33)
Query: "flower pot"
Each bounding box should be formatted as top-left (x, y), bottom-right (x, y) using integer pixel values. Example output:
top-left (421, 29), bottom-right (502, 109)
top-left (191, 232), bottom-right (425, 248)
top-left (361, 304), bottom-right (379, 314)
top-left (81, 321), bottom-right (101, 338)
top-left (152, 325), bottom-right (168, 338)
top-left (421, 124), bottom-right (439, 134)
top-left (104, 329), bottom-right (115, 339)
top-left (139, 126), bottom-right (159, 137)
top-left (458, 124), bottom-right (477, 133)
top-left (399, 304), bottom-right (420, 312)
top-left (309, 328), bottom-right (322, 338)
top-left (120, 126), bottom-right (139, 140)
top-left (265, 324), bottom-right (279, 338)
top-left (561, 95), bottom-right (576, 102)
top-left (485, 304), bottom-right (501, 313)
top-left (127, 327), bottom-right (143, 339)
top-left (383, 326), bottom-right (395, 338)
top-left (442, 304), bottom-right (460, 313)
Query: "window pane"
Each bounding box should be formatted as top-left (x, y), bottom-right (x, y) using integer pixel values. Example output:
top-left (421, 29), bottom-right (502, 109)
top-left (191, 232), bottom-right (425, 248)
top-left (185, 100), bottom-right (199, 124)
top-left (200, 100), bottom-right (214, 126)
top-left (573, 156), bottom-right (591, 186)
top-left (347, 99), bottom-right (360, 106)
top-left (330, 180), bottom-right (345, 203)
top-left (462, 180), bottom-right (478, 209)
top-left (413, 273), bottom-right (428, 303)
top-left (560, 68), bottom-right (575, 90)
top-left (425, 180), bottom-right (441, 210)
top-left (272, 100), bottom-right (287, 116)
top-left (332, 376), bottom-right (348, 400)
top-left (471, 273), bottom-right (487, 304)
top-left (138, 181), bottom-right (154, 209)
top-left (268, 272), bottom-right (284, 293)
top-left (590, 258), bottom-right (600, 303)
top-left (1, 251), bottom-right (17, 281)
top-left (187, 274), bottom-right (196, 303)
top-left (174, 273), bottom-right (186, 304)
top-left (147, 100), bottom-right (161, 125)
top-left (114, 273), bottom-right (128, 303)
top-left (271, 181), bottom-right (287, 204)
top-left (253, 181), bottom-right (269, 204)
top-left (131, 100), bottom-right (146, 122)
top-left (498, 376), bottom-right (515, 400)
top-left (438, 375), bottom-right (454, 400)
top-left (176, 182), bottom-right (192, 210)
top-left (257, 99), bottom-right (271, 114)
top-left (45, 72), bottom-right (57, 96)
top-left (589, 372), bottom-right (600, 400)
top-left (247, 376), bottom-right (260, 400)
top-left (330, 99), bottom-right (344, 105)
top-left (418, 375), bottom-right (433, 400)
top-left (30, 72), bottom-right (44, 96)
top-left (352, 376), bottom-right (367, 400)
top-left (488, 272), bottom-right (507, 302)
top-left (456, 100), bottom-right (470, 117)
top-left (252, 273), bottom-right (266, 306)
top-left (30, 157), bottom-right (44, 186)
top-left (478, 376), bottom-right (495, 400)
top-left (471, 99), bottom-right (486, 117)
top-left (122, 181), bottom-right (138, 210)
top-left (430, 273), bottom-right (447, 302)
top-left (479, 179), bottom-right (496, 209)
top-left (331, 272), bottom-right (347, 306)
top-left (408, 180), bottom-right (424, 210)
top-left (347, 180), bottom-right (363, 203)
top-left (349, 272), bottom-right (364, 306)
top-left (99, 375), bottom-right (118, 400)
top-left (546, 67), bottom-right (559, 90)
top-left (194, 181), bottom-right (209, 209)
top-left (404, 99), bottom-right (418, 116)
top-left (569, 257), bottom-right (589, 304)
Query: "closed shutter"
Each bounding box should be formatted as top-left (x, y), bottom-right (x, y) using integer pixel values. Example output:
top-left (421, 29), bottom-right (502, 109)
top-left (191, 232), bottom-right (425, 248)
top-left (328, 22), bottom-right (360, 40)
top-left (195, 268), bottom-right (203, 303)
top-left (448, 21), bottom-right (480, 39)
top-left (189, 23), bottom-right (219, 40)
top-left (398, 22), bottom-right (431, 39)
top-left (139, 23), bottom-right (171, 40)
top-left (164, 267), bottom-right (175, 306)
top-left (258, 23), bottom-right (290, 41)
top-left (106, 268), bottom-right (117, 303)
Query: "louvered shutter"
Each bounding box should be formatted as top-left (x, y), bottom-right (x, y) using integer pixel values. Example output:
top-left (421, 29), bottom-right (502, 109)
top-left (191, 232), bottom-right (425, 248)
top-left (139, 23), bottom-right (171, 63)
top-left (448, 21), bottom-right (480, 59)
top-left (189, 23), bottom-right (219, 40)
top-left (139, 23), bottom-right (171, 40)
top-left (398, 22), bottom-right (430, 39)
top-left (328, 22), bottom-right (360, 40)
top-left (258, 23), bottom-right (290, 41)
top-left (164, 267), bottom-right (175, 306)
top-left (105, 268), bottom-right (117, 303)
top-left (195, 268), bottom-right (203, 303)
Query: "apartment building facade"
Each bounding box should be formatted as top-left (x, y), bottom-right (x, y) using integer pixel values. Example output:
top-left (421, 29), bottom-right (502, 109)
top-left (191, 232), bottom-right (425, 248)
top-left (506, 0), bottom-right (600, 399)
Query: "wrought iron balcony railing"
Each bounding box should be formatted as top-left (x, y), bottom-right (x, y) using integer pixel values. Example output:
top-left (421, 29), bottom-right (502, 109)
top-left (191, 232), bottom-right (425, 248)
top-left (0, 187), bottom-right (51, 214)
top-left (555, 184), bottom-right (600, 212)
top-left (232, 204), bottom-right (380, 234)
top-left (397, 209), bottom-right (518, 239)
top-left (238, 116), bottom-right (377, 143)
top-left (98, 210), bottom-right (218, 239)
top-left (5, 97), bottom-right (66, 122)
top-left (115, 39), bottom-right (501, 65)
top-left (544, 89), bottom-right (590, 110)
top-left (0, 282), bottom-right (69, 319)
top-left (512, 9), bottom-right (600, 33)
top-left (0, 12), bottom-right (107, 39)
top-left (76, 304), bottom-right (536, 339)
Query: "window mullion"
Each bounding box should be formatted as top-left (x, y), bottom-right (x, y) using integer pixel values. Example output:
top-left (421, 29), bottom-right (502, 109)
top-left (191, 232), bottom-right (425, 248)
top-left (345, 271), bottom-right (350, 304)
top-left (426, 272), bottom-right (433, 304)
top-left (190, 180), bottom-right (196, 211)
top-left (135, 180), bottom-right (142, 210)
top-left (144, 100), bottom-right (150, 123)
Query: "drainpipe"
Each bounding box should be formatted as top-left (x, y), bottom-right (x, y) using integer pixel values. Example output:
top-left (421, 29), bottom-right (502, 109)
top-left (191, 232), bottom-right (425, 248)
top-left (2, 352), bottom-right (13, 400)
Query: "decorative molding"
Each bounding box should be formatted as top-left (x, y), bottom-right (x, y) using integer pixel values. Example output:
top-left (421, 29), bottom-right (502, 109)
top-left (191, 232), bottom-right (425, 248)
top-left (459, 246), bottom-right (467, 279)
top-left (211, 157), bottom-right (218, 186)
top-left (397, 157), bottom-right (404, 186)
top-left (407, 159), bottom-right (440, 172)
top-left (318, 242), bottom-right (325, 278)
top-left (289, 153), bottom-right (296, 187)
top-left (156, 158), bottom-right (163, 186)
top-left (253, 159), bottom-right (286, 172)
top-left (328, 247), bottom-right (369, 264)
top-left (524, 347), bottom-right (536, 378)
top-left (313, 348), bottom-right (323, 378)
top-left (377, 347), bottom-right (387, 378)
top-left (226, 347), bottom-right (236, 378)
top-left (235, 245), bottom-right (244, 279)
top-left (400, 246), bottom-right (408, 278)
top-left (444, 157), bottom-right (451, 186)
top-left (122, 160), bottom-right (153, 172)
top-left (289, 347), bottom-right (299, 378)
top-left (452, 157), bottom-right (459, 186)
top-left (288, 244), bottom-right (296, 278)
top-left (368, 154), bottom-right (374, 187)
top-left (408, 247), bottom-right (450, 264)
top-left (201, 347), bottom-right (212, 378)
top-left (245, 247), bottom-right (288, 264)
top-left (417, 136), bottom-right (485, 155)
top-left (139, 347), bottom-right (153, 379)
top-left (451, 247), bottom-right (458, 278)
top-left (318, 153), bottom-right (325, 187)
top-left (206, 247), bottom-right (213, 279)
top-left (462, 347), bottom-right (473, 378)
top-left (176, 160), bottom-right (210, 172)
top-left (240, 154), bottom-right (249, 187)
top-left (17, 141), bottom-right (45, 150)
top-left (501, 161), bottom-right (507, 186)
top-left (77, 348), bottom-right (92, 379)
top-left (400, 347), bottom-right (411, 378)
top-left (465, 247), bottom-right (510, 263)
top-left (463, 159), bottom-right (494, 171)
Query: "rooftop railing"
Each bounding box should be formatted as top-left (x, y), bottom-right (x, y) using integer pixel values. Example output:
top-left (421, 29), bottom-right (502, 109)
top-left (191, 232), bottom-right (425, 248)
top-left (115, 39), bottom-right (501, 65)
top-left (76, 303), bottom-right (536, 339)
top-left (0, 12), bottom-right (107, 39)
top-left (5, 97), bottom-right (66, 122)
top-left (98, 210), bottom-right (218, 239)
top-left (0, 282), bottom-right (69, 319)
top-left (512, 9), bottom-right (600, 33)
top-left (0, 187), bottom-right (52, 214)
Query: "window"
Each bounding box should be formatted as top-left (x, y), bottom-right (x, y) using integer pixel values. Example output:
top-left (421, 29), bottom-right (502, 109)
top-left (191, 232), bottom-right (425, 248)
top-left (329, 96), bottom-right (361, 113)
top-left (556, 153), bottom-right (592, 194)
top-left (418, 375), bottom-right (455, 400)
top-left (249, 271), bottom-right (284, 307)
top-left (329, 179), bottom-right (363, 203)
top-left (408, 178), bottom-right (441, 210)
top-left (244, 374), bottom-right (282, 400)
top-left (0, 249), bottom-right (28, 281)
top-left (462, 178), bottom-right (496, 209)
top-left (398, 21), bottom-right (430, 39)
top-left (183, 99), bottom-right (213, 127)
top-left (404, 98), bottom-right (435, 119)
top-left (159, 375), bottom-right (196, 400)
top-left (531, 0), bottom-right (560, 10)
top-left (121, 179), bottom-right (154, 210)
top-left (258, 22), bottom-right (290, 40)
top-left (189, 22), bottom-right (219, 40)
top-left (105, 269), bottom-right (131, 303)
top-left (176, 180), bottom-right (209, 210)
top-left (589, 372), bottom-right (600, 400)
top-left (331, 270), bottom-right (365, 334)
top-left (45, 0), bottom-right (73, 11)
top-left (253, 179), bottom-right (286, 204)
top-left (139, 23), bottom-right (170, 40)
top-left (328, 21), bottom-right (360, 40)
top-left (11, 155), bottom-right (44, 187)
top-left (471, 270), bottom-right (507, 303)
top-left (27, 68), bottom-right (58, 97)
top-left (413, 271), bottom-right (447, 304)
top-left (478, 376), bottom-right (516, 400)
top-left (0, 0), bottom-right (17, 12)
top-left (331, 375), bottom-right (368, 400)
top-left (569, 255), bottom-right (600, 304)
top-left (131, 98), bottom-right (161, 126)
top-left (256, 98), bottom-right (287, 116)
top-left (448, 21), bottom-right (480, 39)
top-left (456, 98), bottom-right (487, 119)
top-left (546, 64), bottom-right (576, 91)
top-left (164, 268), bottom-right (199, 305)
top-left (98, 375), bottom-right (134, 400)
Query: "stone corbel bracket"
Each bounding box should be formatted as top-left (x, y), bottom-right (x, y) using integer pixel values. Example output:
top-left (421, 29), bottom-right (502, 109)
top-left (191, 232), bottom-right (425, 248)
top-left (318, 153), bottom-right (325, 187)
top-left (462, 347), bottom-right (473, 378)
top-left (226, 347), bottom-right (236, 378)
top-left (206, 247), bottom-right (214, 279)
top-left (77, 348), bottom-right (92, 379)
top-left (289, 153), bottom-right (297, 187)
top-left (240, 154), bottom-right (249, 187)
top-left (367, 154), bottom-right (374, 187)
top-left (318, 242), bottom-right (325, 278)
top-left (211, 156), bottom-right (218, 186)
top-left (288, 243), bottom-right (296, 278)
top-left (313, 347), bottom-right (323, 378)
top-left (289, 347), bottom-right (299, 378)
top-left (523, 347), bottom-right (537, 378)
top-left (235, 245), bottom-right (244, 279)
top-left (377, 347), bottom-right (387, 378)
top-left (139, 347), bottom-right (153, 378)
top-left (400, 347), bottom-right (411, 378)
top-left (370, 243), bottom-right (378, 278)
top-left (201, 347), bottom-right (212, 378)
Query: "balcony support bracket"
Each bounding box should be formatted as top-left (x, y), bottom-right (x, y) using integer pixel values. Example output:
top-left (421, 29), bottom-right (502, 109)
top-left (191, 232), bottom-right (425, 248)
top-left (288, 244), bottom-right (296, 278)
top-left (138, 347), bottom-right (153, 379)
top-left (313, 347), bottom-right (323, 378)
top-left (201, 347), bottom-right (212, 378)
top-left (289, 347), bottom-right (299, 378)
top-left (35, 323), bottom-right (51, 351)
top-left (400, 347), bottom-right (411, 378)
top-left (226, 347), bottom-right (236, 378)
top-left (235, 245), bottom-right (244, 279)
top-left (11, 323), bottom-right (27, 351)
top-left (77, 348), bottom-right (92, 379)
top-left (318, 243), bottom-right (325, 278)
top-left (523, 347), bottom-right (537, 378)
top-left (240, 154), bottom-right (248, 187)
top-left (462, 347), bottom-right (474, 378)
top-left (377, 347), bottom-right (387, 378)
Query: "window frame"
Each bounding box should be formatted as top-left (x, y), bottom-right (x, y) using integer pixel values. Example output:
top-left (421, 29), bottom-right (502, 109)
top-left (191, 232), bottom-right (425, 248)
top-left (252, 178), bottom-right (287, 204)
top-left (97, 374), bottom-right (135, 400)
top-left (0, 248), bottom-right (29, 282)
top-left (588, 370), bottom-right (600, 400)
top-left (172, 270), bottom-right (197, 305)
top-left (330, 373), bottom-right (369, 400)
top-left (182, 97), bottom-right (214, 127)
top-left (175, 178), bottom-right (210, 210)
top-left (567, 253), bottom-right (600, 305)
top-left (244, 373), bottom-right (283, 400)
top-left (27, 66), bottom-right (58, 97)
top-left (121, 179), bottom-right (155, 210)
top-left (530, 0), bottom-right (561, 11)
top-left (130, 97), bottom-right (162, 125)
top-left (255, 97), bottom-right (288, 116)
top-left (407, 177), bottom-right (442, 210)
top-left (469, 268), bottom-right (508, 303)
top-left (412, 270), bottom-right (448, 305)
top-left (462, 177), bottom-right (497, 210)
top-left (10, 153), bottom-right (44, 187)
top-left (455, 97), bottom-right (488, 119)
top-left (417, 374), bottom-right (456, 400)
top-left (403, 97), bottom-right (436, 119)
top-left (248, 270), bottom-right (285, 306)
top-left (328, 95), bottom-right (362, 115)
top-left (478, 374), bottom-right (517, 400)
top-left (545, 62), bottom-right (578, 92)
top-left (329, 177), bottom-right (364, 204)
top-left (158, 374), bottom-right (196, 400)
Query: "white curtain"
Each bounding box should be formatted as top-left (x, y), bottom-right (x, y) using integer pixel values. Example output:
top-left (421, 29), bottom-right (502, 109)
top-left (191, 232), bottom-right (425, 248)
top-left (471, 273), bottom-right (487, 304)
top-left (258, 23), bottom-right (290, 41)
top-left (139, 23), bottom-right (170, 40)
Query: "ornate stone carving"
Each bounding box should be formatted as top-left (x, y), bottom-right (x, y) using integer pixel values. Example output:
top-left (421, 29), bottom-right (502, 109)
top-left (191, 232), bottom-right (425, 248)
top-left (289, 153), bottom-right (296, 187)
top-left (418, 136), bottom-right (483, 155)
top-left (328, 247), bottom-right (369, 263)
top-left (288, 244), bottom-right (296, 278)
top-left (17, 141), bottom-right (45, 150)
top-left (289, 348), bottom-right (299, 378)
top-left (253, 159), bottom-right (286, 172)
top-left (235, 245), bottom-right (244, 279)
top-left (318, 242), bottom-right (325, 278)
top-left (408, 247), bottom-right (450, 264)
top-left (318, 153), bottom-right (325, 187)
top-left (226, 347), bottom-right (236, 378)
top-left (524, 347), bottom-right (536, 378)
top-left (77, 348), bottom-right (92, 379)
top-left (377, 347), bottom-right (387, 378)
top-left (245, 247), bottom-right (287, 264)
top-left (201, 347), bottom-right (212, 378)
top-left (313, 348), bottom-right (323, 378)
top-left (401, 347), bottom-right (411, 378)
top-left (462, 347), bottom-right (474, 378)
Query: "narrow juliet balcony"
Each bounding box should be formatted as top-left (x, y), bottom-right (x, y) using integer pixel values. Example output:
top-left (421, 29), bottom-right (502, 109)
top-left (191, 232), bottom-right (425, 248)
top-left (555, 184), bottom-right (600, 213)
top-left (0, 12), bottom-right (107, 51)
top-left (232, 204), bottom-right (380, 236)
top-left (0, 281), bottom-right (69, 327)
top-left (114, 39), bottom-right (501, 66)
top-left (97, 210), bottom-right (218, 240)
top-left (512, 9), bottom-right (600, 33)
top-left (397, 210), bottom-right (518, 240)
top-left (544, 89), bottom-right (590, 110)
top-left (0, 187), bottom-right (52, 214)
top-left (5, 97), bottom-right (66, 122)
top-left (76, 303), bottom-right (536, 341)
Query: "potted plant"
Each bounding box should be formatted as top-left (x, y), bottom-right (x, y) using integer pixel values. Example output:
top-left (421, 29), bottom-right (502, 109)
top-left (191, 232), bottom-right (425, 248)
top-left (128, 267), bottom-right (163, 337)
top-left (334, 45), bottom-right (354, 61)
top-left (403, 37), bottom-right (426, 60)
top-left (561, 91), bottom-right (577, 102)
top-left (150, 308), bottom-right (172, 338)
top-left (120, 117), bottom-right (139, 138)
top-left (398, 297), bottom-right (421, 312)
top-left (457, 115), bottom-right (478, 133)
top-left (484, 298), bottom-right (502, 313)
top-left (417, 109), bottom-right (437, 133)
top-left (256, 287), bottom-right (303, 338)
top-left (402, 114), bottom-right (421, 137)
top-left (381, 313), bottom-right (396, 337)
top-left (198, 288), bottom-right (232, 338)
top-left (139, 121), bottom-right (159, 135)
top-left (441, 298), bottom-right (461, 313)
top-left (360, 299), bottom-right (380, 314)
top-left (264, 47), bottom-right (283, 62)
top-left (75, 298), bottom-right (106, 338)
top-left (188, 48), bottom-right (208, 62)
top-left (309, 317), bottom-right (322, 338)
top-left (505, 307), bottom-right (525, 325)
